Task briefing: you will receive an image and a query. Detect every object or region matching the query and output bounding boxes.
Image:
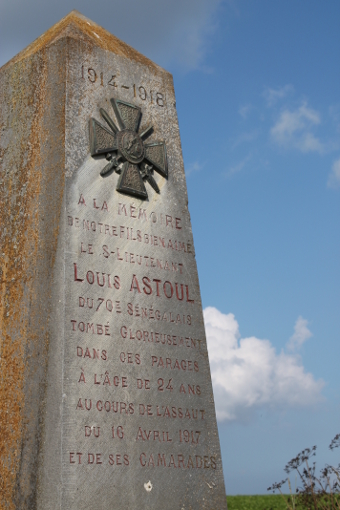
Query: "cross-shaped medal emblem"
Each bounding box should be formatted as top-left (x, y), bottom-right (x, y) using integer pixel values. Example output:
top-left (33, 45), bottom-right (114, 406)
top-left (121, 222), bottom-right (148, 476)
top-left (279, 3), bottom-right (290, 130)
top-left (89, 98), bottom-right (168, 200)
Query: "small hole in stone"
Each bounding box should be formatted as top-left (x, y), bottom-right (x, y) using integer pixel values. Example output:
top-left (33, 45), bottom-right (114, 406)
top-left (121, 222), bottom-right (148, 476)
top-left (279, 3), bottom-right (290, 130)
top-left (144, 480), bottom-right (153, 492)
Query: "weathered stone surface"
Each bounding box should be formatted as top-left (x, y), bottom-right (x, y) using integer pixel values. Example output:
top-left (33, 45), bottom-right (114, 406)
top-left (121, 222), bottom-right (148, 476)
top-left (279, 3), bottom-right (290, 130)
top-left (0, 11), bottom-right (227, 509)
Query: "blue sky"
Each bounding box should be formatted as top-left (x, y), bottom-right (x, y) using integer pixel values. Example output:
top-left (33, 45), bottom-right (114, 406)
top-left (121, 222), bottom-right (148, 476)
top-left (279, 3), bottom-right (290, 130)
top-left (1, 0), bottom-right (339, 495)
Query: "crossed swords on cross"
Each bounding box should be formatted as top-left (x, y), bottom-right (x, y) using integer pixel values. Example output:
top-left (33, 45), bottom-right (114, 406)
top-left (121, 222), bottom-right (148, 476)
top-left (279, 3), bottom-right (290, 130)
top-left (89, 98), bottom-right (168, 200)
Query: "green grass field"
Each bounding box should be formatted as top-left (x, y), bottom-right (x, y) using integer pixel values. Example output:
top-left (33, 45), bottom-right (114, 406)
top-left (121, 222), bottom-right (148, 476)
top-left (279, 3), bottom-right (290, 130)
top-left (227, 493), bottom-right (340, 509)
top-left (227, 494), bottom-right (289, 509)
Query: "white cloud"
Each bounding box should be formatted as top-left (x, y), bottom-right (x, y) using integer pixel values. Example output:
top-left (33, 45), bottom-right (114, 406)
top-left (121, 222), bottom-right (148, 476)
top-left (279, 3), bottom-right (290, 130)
top-left (327, 157), bottom-right (340, 188)
top-left (185, 161), bottom-right (204, 177)
top-left (329, 103), bottom-right (340, 129)
top-left (239, 104), bottom-right (253, 119)
top-left (231, 130), bottom-right (259, 148)
top-left (297, 132), bottom-right (324, 153)
top-left (204, 307), bottom-right (324, 422)
top-left (270, 103), bottom-right (324, 153)
top-left (287, 315), bottom-right (312, 351)
top-left (227, 154), bottom-right (251, 175)
top-left (263, 84), bottom-right (294, 107)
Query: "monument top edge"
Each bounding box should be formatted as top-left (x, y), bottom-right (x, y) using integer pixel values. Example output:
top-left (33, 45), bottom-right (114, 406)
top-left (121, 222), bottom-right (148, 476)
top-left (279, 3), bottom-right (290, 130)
top-left (0, 10), bottom-right (169, 75)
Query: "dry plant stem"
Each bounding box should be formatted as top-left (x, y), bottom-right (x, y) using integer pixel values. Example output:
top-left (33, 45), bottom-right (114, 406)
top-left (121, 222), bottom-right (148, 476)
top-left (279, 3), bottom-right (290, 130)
top-left (305, 459), bottom-right (319, 509)
top-left (288, 478), bottom-right (296, 510)
top-left (329, 467), bottom-right (340, 509)
top-left (296, 467), bottom-right (308, 493)
top-left (324, 474), bottom-right (334, 508)
top-left (305, 458), bottom-right (327, 509)
top-left (331, 467), bottom-right (340, 485)
top-left (277, 486), bottom-right (293, 510)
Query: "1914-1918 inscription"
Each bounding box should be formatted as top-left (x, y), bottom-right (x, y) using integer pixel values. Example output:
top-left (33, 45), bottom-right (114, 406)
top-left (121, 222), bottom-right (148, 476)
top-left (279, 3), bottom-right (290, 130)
top-left (0, 10), bottom-right (227, 510)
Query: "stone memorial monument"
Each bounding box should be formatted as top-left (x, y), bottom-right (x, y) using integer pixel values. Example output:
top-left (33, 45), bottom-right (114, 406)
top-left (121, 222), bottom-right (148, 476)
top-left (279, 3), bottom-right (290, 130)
top-left (0, 11), bottom-right (227, 509)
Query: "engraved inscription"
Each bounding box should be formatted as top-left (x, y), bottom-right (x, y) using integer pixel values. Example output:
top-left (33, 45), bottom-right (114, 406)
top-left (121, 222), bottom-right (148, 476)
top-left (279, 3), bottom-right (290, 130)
top-left (81, 65), bottom-right (165, 107)
top-left (63, 62), bottom-right (224, 504)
